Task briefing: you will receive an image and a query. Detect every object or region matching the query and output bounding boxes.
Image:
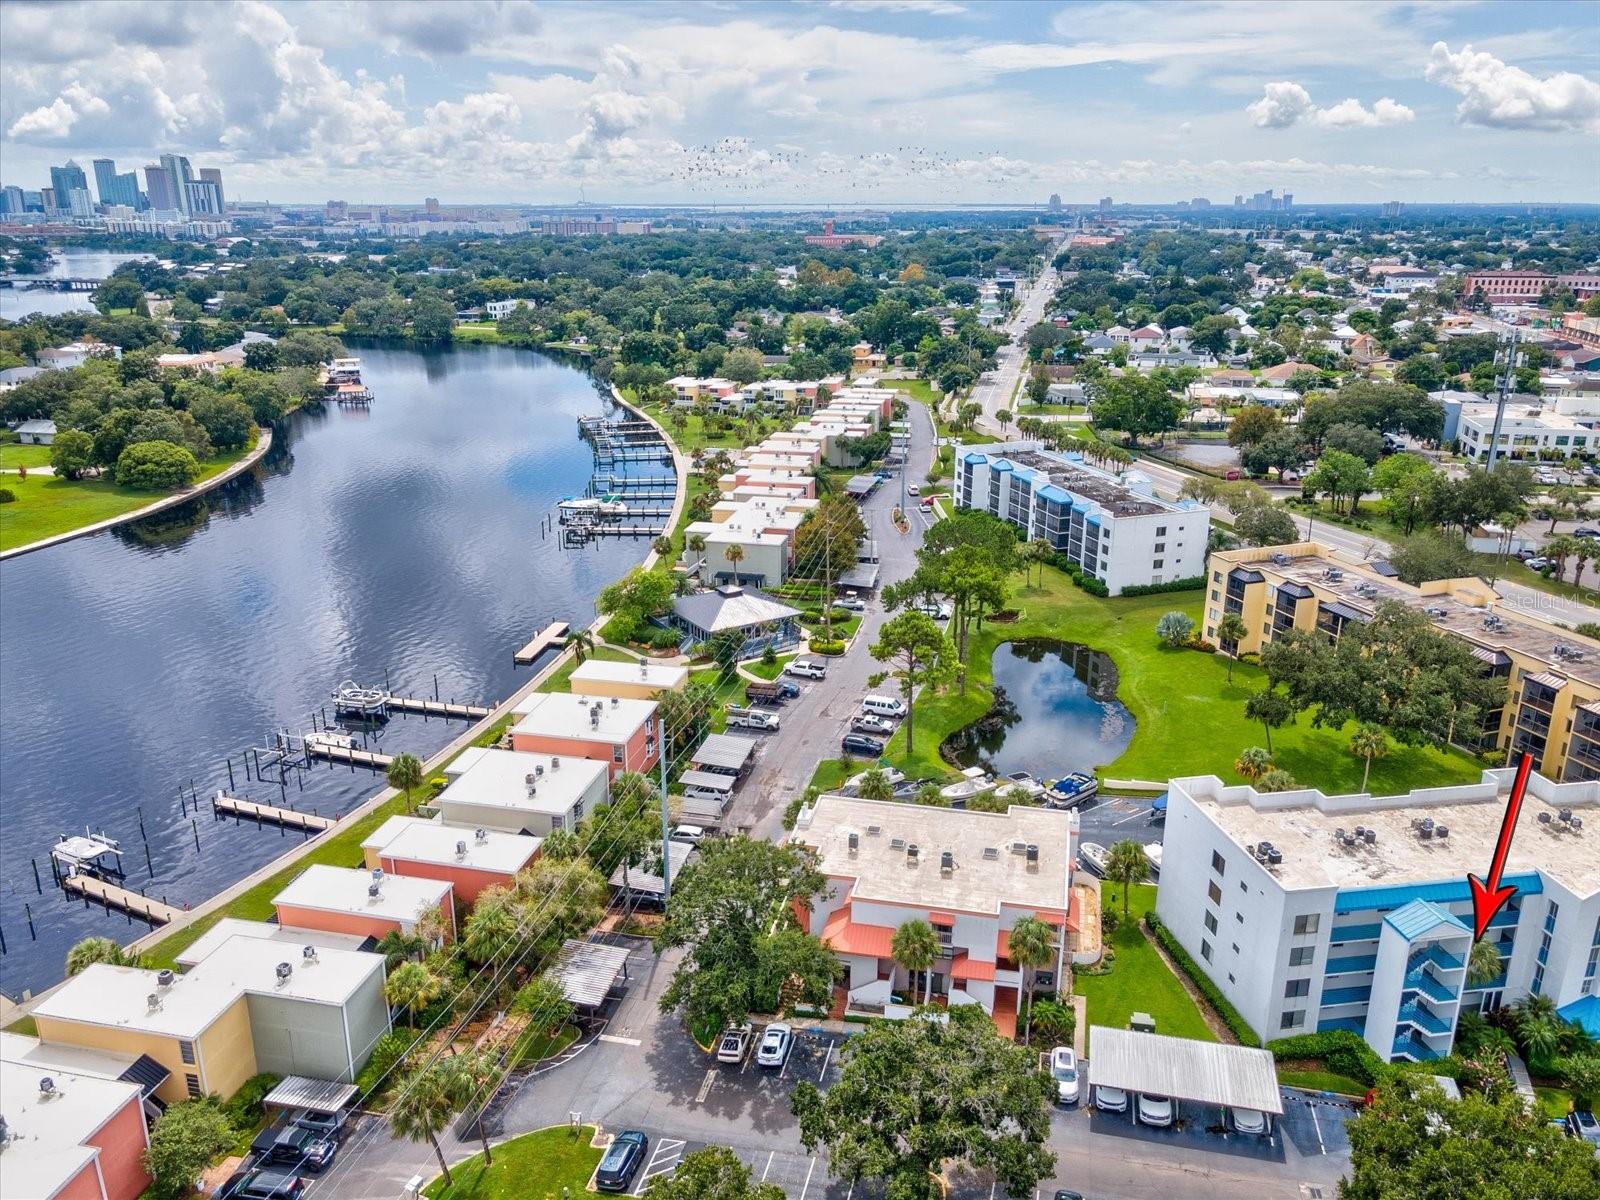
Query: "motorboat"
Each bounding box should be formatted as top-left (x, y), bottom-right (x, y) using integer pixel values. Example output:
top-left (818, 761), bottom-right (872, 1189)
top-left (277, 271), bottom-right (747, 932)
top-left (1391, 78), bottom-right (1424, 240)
top-left (304, 730), bottom-right (356, 752)
top-left (50, 829), bottom-right (124, 880)
top-left (1143, 843), bottom-right (1163, 877)
top-left (1000, 771), bottom-right (1045, 799)
top-left (939, 766), bottom-right (997, 802)
top-left (558, 495), bottom-right (629, 517)
top-left (331, 680), bottom-right (388, 719)
top-left (1044, 772), bottom-right (1098, 808)
top-left (846, 765), bottom-right (905, 791)
top-left (1079, 841), bottom-right (1108, 876)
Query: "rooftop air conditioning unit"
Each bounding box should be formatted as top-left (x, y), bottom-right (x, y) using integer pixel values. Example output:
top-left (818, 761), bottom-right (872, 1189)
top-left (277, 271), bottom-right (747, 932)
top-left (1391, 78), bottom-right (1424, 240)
top-left (38, 1077), bottom-right (56, 1098)
top-left (889, 837), bottom-right (906, 850)
top-left (368, 882), bottom-right (382, 897)
top-left (1539, 812), bottom-right (1553, 825)
top-left (303, 945), bottom-right (318, 962)
top-left (275, 961), bottom-right (293, 983)
top-left (940, 851), bottom-right (954, 874)
top-left (456, 840), bottom-right (468, 859)
top-left (1365, 829), bottom-right (1376, 845)
top-left (611, 697), bottom-right (619, 707)
top-left (906, 844), bottom-right (919, 864)
top-left (982, 847), bottom-right (1000, 860)
top-left (1026, 844), bottom-right (1039, 865)
top-left (551, 757), bottom-right (560, 769)
top-left (866, 825), bottom-right (881, 836)
top-left (847, 831), bottom-right (859, 853)
top-left (475, 827), bottom-right (488, 843)
top-left (1267, 849), bottom-right (1283, 865)
top-left (1435, 826), bottom-right (1449, 840)
top-left (157, 968), bottom-right (174, 989)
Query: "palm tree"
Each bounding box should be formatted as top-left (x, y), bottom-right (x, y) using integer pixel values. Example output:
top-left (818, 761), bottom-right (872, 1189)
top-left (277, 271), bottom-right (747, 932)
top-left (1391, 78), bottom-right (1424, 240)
top-left (1214, 612), bottom-right (1248, 681)
top-left (1030, 537), bottom-right (1052, 586)
top-left (1103, 839), bottom-right (1149, 919)
top-left (1576, 537), bottom-right (1597, 593)
top-left (1349, 723), bottom-right (1389, 792)
top-left (686, 533), bottom-right (707, 558)
top-left (1544, 534), bottom-right (1583, 583)
top-left (374, 929), bottom-right (428, 969)
top-left (857, 768), bottom-right (893, 801)
top-left (564, 627), bottom-right (595, 663)
top-left (1007, 916), bottom-right (1058, 1044)
top-left (1467, 939), bottom-right (1504, 988)
top-left (1234, 746), bottom-right (1273, 782)
top-left (385, 960), bottom-right (443, 1026)
top-left (652, 535), bottom-right (674, 558)
top-left (1256, 768), bottom-right (1299, 793)
top-left (64, 936), bottom-right (140, 976)
top-left (1515, 994), bottom-right (1564, 1063)
top-left (891, 919), bottom-right (940, 1005)
top-left (389, 1059), bottom-right (462, 1187)
top-left (386, 752), bottom-right (426, 813)
top-left (724, 543), bottom-right (745, 582)
top-left (446, 1050), bottom-right (503, 1165)
top-left (996, 408), bottom-right (1012, 435)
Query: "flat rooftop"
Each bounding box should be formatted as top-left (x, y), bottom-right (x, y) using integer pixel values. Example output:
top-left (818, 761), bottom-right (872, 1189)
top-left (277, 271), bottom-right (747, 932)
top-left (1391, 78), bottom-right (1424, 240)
top-left (570, 658), bottom-right (688, 693)
top-left (794, 796), bottom-right (1074, 917)
top-left (511, 692), bottom-right (658, 743)
top-left (0, 1052), bottom-right (140, 1198)
top-left (363, 814), bottom-right (540, 873)
top-left (998, 447), bottom-right (1173, 518)
top-left (35, 933), bottom-right (383, 1039)
top-left (275, 863), bottom-right (451, 922)
top-left (175, 917), bottom-right (372, 969)
top-left (437, 747), bottom-right (606, 816)
top-left (1173, 773), bottom-right (1600, 896)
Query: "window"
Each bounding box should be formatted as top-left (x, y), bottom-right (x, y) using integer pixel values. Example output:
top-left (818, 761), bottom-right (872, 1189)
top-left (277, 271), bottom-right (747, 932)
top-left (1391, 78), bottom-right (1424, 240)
top-left (1211, 851), bottom-right (1226, 876)
top-left (185, 1073), bottom-right (202, 1098)
top-left (1240, 880), bottom-right (1248, 893)
top-left (1204, 911), bottom-right (1219, 934)
top-left (1280, 1010), bottom-right (1306, 1030)
top-left (1284, 978), bottom-right (1310, 998)
top-left (1153, 559), bottom-right (1163, 569)
top-left (572, 800), bottom-right (584, 821)
top-left (1154, 543), bottom-right (1166, 554)
top-left (1289, 946), bottom-right (1315, 967)
top-left (1157, 526), bottom-right (1168, 536)
top-left (1294, 914), bottom-right (1321, 936)
top-left (550, 815), bottom-right (564, 831)
top-left (179, 1040), bottom-right (196, 1065)
top-left (1213, 571), bottom-right (1222, 582)
top-left (1236, 911), bottom-right (1244, 924)
top-left (1201, 939), bottom-right (1214, 963)
top-left (612, 744), bottom-right (624, 764)
top-left (1208, 880), bottom-right (1223, 905)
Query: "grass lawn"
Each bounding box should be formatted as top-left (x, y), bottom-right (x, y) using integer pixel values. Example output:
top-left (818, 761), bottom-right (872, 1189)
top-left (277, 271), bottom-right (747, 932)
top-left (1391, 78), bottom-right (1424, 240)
top-left (807, 759), bottom-right (856, 793)
top-left (0, 439), bottom-right (257, 552)
top-left (881, 378), bottom-right (942, 406)
top-left (882, 563), bottom-right (1484, 795)
top-left (537, 646), bottom-right (636, 693)
top-left (1536, 1085), bottom-right (1575, 1119)
top-left (423, 1124), bottom-right (603, 1200)
top-left (1, 443), bottom-right (52, 469)
top-left (746, 654), bottom-right (794, 680)
top-left (453, 323), bottom-right (504, 343)
top-left (508, 1022), bottom-right (579, 1068)
top-left (1076, 884), bottom-right (1215, 1053)
top-left (1279, 1069), bottom-right (1368, 1096)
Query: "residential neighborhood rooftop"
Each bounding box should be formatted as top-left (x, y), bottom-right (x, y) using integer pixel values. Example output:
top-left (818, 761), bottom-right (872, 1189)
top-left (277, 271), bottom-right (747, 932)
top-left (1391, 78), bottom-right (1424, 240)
top-left (274, 863), bottom-right (452, 923)
top-left (173, 916), bottom-right (374, 968)
top-left (0, 1047), bottom-right (143, 1200)
top-left (438, 746), bottom-right (608, 816)
top-left (361, 814), bottom-right (541, 873)
top-left (511, 691), bottom-right (658, 741)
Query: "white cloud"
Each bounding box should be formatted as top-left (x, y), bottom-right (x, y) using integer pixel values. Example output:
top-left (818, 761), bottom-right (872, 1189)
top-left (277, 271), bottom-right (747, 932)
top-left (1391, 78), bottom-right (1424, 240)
top-left (1247, 81), bottom-right (1414, 129)
top-left (8, 96), bottom-right (78, 141)
top-left (828, 0), bottom-right (967, 13)
top-left (1426, 41), bottom-right (1600, 134)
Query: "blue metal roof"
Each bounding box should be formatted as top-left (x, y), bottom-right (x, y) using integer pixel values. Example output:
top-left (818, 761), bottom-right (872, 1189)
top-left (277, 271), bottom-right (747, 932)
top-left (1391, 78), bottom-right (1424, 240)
top-left (1384, 899), bottom-right (1471, 941)
top-left (1559, 995), bottom-right (1600, 1036)
top-left (992, 459), bottom-right (1014, 472)
top-left (1333, 872), bottom-right (1543, 914)
top-left (1038, 484), bottom-right (1072, 504)
top-left (962, 452), bottom-right (987, 465)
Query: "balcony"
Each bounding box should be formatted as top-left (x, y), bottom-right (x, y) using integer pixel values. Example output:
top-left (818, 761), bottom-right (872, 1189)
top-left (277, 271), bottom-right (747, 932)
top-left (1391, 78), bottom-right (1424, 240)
top-left (1330, 923), bottom-right (1381, 943)
top-left (1397, 1001), bottom-right (1453, 1037)
top-left (1392, 1035), bottom-right (1442, 1063)
top-left (1486, 907), bottom-right (1521, 929)
top-left (1318, 1017), bottom-right (1366, 1035)
top-left (1408, 945), bottom-right (1464, 974)
top-left (1321, 985), bottom-right (1372, 1006)
top-left (1325, 954), bottom-right (1378, 975)
top-left (1403, 968), bottom-right (1456, 1005)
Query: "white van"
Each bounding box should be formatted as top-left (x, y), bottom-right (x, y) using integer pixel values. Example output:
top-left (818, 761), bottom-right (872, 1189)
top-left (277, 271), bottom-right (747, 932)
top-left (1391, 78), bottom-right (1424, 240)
top-left (861, 695), bottom-right (907, 719)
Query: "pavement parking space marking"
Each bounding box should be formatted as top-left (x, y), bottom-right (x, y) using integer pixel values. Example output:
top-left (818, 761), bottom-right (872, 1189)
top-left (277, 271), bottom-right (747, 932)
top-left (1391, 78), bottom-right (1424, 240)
top-left (694, 1068), bottom-right (716, 1104)
top-left (599, 1033), bottom-right (643, 1046)
top-left (799, 1155), bottom-right (818, 1200)
top-left (761, 1150), bottom-right (776, 1181)
top-left (818, 1037), bottom-right (835, 1081)
top-left (1113, 805), bottom-right (1154, 826)
top-left (1310, 1104), bottom-right (1326, 1154)
top-left (634, 1138), bottom-right (687, 1195)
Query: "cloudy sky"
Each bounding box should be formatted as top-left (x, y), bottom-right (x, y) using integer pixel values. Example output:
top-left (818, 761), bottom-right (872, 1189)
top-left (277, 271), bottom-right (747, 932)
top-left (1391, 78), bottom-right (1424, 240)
top-left (3, 0), bottom-right (1597, 206)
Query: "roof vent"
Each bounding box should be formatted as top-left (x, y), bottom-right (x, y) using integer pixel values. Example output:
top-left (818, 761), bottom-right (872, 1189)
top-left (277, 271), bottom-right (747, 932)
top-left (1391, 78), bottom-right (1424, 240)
top-left (146, 993), bottom-right (161, 1012)
top-left (982, 846), bottom-right (999, 860)
top-left (372, 867), bottom-right (384, 881)
top-left (456, 840), bottom-right (468, 859)
top-left (889, 837), bottom-right (906, 850)
top-left (866, 825), bottom-right (881, 836)
top-left (275, 961), bottom-right (293, 983)
top-left (847, 831), bottom-right (859, 853)
top-left (475, 827), bottom-right (488, 843)
top-left (1026, 844), bottom-right (1039, 865)
top-left (368, 881), bottom-right (382, 897)
top-left (906, 844), bottom-right (919, 865)
top-left (303, 945), bottom-right (318, 962)
top-left (157, 968), bottom-right (175, 989)
top-left (611, 697), bottom-right (620, 707)
top-left (38, 1076), bottom-right (56, 1098)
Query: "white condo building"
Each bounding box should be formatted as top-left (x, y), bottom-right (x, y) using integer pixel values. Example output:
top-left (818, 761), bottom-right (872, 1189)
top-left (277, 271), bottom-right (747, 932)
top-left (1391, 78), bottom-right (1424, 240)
top-left (1157, 772), bottom-right (1600, 1064)
top-left (953, 443), bottom-right (1210, 594)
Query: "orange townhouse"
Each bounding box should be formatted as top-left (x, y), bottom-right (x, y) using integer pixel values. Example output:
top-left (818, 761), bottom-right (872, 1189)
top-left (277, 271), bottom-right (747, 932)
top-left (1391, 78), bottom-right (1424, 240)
top-left (273, 863), bottom-right (456, 942)
top-left (509, 692), bottom-right (660, 779)
top-left (361, 815), bottom-right (541, 905)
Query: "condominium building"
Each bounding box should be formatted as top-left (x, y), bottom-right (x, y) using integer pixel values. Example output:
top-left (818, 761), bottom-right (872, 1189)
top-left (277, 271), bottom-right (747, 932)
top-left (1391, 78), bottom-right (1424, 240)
top-left (1203, 544), bottom-right (1600, 780)
top-left (1157, 772), bottom-right (1600, 1063)
top-left (681, 493), bottom-right (818, 587)
top-left (509, 693), bottom-right (660, 779)
top-left (1463, 271), bottom-right (1600, 304)
top-left (359, 815), bottom-right (541, 904)
top-left (272, 864), bottom-right (456, 941)
top-left (791, 796), bottom-right (1081, 1037)
top-left (954, 443), bottom-right (1210, 594)
top-left (568, 658), bottom-right (688, 700)
top-left (433, 745), bottom-right (610, 835)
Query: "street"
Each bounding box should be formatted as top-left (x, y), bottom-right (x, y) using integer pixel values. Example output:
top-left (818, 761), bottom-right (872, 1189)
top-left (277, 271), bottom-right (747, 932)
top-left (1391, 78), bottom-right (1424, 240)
top-left (972, 238), bottom-right (1067, 435)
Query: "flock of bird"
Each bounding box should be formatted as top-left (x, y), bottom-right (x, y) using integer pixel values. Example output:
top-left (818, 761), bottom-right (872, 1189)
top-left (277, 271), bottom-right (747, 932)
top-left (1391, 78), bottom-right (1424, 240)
top-left (664, 138), bottom-right (1025, 192)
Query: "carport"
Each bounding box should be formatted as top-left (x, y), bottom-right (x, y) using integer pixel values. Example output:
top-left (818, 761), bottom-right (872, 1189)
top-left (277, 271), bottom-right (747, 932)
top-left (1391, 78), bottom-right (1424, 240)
top-left (1088, 1026), bottom-right (1283, 1131)
top-left (609, 839), bottom-right (697, 908)
top-left (549, 939), bottom-right (634, 1009)
top-left (263, 1075), bottom-right (359, 1115)
top-left (690, 733), bottom-right (756, 778)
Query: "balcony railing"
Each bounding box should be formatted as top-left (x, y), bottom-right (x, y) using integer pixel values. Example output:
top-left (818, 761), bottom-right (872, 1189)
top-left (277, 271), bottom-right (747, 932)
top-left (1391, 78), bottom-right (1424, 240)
top-left (1397, 1001), bottom-right (1452, 1037)
top-left (1408, 945), bottom-right (1465, 974)
top-left (1403, 967), bottom-right (1456, 1005)
top-left (1392, 1035), bottom-right (1443, 1062)
top-left (1325, 954), bottom-right (1378, 975)
top-left (1330, 923), bottom-right (1381, 943)
top-left (1321, 985), bottom-right (1372, 1006)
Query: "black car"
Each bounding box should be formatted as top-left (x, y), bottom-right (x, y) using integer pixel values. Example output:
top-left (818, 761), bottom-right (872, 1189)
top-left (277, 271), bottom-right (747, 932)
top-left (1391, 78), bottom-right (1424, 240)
top-left (290, 1107), bottom-right (349, 1145)
top-left (841, 733), bottom-right (886, 756)
top-left (1576, 527), bottom-right (1600, 540)
top-left (596, 1130), bottom-right (649, 1192)
top-left (266, 1123), bottom-right (337, 1173)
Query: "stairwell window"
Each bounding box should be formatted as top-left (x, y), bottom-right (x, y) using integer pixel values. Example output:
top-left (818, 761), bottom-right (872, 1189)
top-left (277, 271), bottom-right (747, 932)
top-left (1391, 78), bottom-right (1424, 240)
top-left (179, 1040), bottom-right (196, 1065)
top-left (1293, 914), bottom-right (1320, 936)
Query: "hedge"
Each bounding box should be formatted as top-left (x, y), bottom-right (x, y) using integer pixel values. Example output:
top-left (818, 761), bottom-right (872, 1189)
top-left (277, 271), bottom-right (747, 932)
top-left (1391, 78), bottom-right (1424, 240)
top-left (1045, 552), bottom-right (1109, 597)
top-left (1119, 575), bottom-right (1206, 597)
top-left (1144, 912), bottom-right (1261, 1046)
top-left (1267, 1030), bottom-right (1386, 1086)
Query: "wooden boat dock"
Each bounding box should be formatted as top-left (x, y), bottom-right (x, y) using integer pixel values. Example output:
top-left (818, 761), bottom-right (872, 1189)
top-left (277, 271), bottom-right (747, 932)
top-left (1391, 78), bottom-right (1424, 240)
top-left (515, 620), bottom-right (570, 665)
top-left (303, 735), bottom-right (395, 770)
top-left (383, 695), bottom-right (492, 719)
top-left (62, 875), bottom-right (178, 925)
top-left (213, 791), bottom-right (335, 832)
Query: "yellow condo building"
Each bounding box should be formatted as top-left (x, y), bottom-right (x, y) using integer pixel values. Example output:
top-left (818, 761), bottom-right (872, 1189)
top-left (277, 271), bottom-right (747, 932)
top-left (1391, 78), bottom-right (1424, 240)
top-left (1204, 543), bottom-right (1600, 781)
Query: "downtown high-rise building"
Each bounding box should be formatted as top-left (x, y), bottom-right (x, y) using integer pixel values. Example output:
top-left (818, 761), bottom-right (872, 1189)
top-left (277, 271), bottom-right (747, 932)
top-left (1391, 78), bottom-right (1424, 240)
top-left (0, 185), bottom-right (25, 215)
top-left (49, 160), bottom-right (88, 210)
top-left (143, 163), bottom-right (178, 211)
top-left (198, 167), bottom-right (225, 214)
top-left (92, 158), bottom-right (143, 210)
top-left (159, 153), bottom-right (195, 213)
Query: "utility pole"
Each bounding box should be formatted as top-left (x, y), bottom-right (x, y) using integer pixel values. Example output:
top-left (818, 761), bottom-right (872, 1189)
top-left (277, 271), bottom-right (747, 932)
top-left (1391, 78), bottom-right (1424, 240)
top-left (658, 714), bottom-right (672, 903)
top-left (1483, 329), bottom-right (1521, 473)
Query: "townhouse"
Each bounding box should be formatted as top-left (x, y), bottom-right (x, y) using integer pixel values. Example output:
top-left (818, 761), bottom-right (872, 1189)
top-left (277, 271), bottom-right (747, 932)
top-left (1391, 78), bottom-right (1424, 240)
top-left (681, 493), bottom-right (818, 588)
top-left (272, 864), bottom-right (456, 942)
top-left (509, 693), bottom-right (660, 779)
top-left (1157, 771), bottom-right (1600, 1064)
top-left (1203, 543), bottom-right (1600, 780)
top-left (568, 657), bottom-right (688, 700)
top-left (360, 815), bottom-right (542, 904)
top-left (954, 442), bottom-right (1210, 594)
top-left (792, 796), bottom-right (1080, 1038)
top-left (433, 744), bottom-right (611, 834)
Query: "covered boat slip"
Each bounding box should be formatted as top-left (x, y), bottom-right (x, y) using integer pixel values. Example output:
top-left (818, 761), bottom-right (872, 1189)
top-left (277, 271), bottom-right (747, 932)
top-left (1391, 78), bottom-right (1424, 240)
top-left (1088, 1026), bottom-right (1283, 1123)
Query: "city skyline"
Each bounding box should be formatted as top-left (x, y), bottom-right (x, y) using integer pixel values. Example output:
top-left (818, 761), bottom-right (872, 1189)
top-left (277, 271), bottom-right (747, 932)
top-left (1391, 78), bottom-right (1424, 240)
top-left (1, 1), bottom-right (1596, 206)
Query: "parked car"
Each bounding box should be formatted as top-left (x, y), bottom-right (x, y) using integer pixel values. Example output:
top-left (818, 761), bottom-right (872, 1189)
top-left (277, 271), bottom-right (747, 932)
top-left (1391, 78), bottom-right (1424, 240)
top-left (851, 714), bottom-right (895, 736)
top-left (1137, 1093), bottom-right (1174, 1127)
top-left (1527, 556), bottom-right (1552, 570)
top-left (785, 659), bottom-right (827, 680)
top-left (837, 596), bottom-right (868, 612)
top-left (908, 483), bottom-right (922, 496)
top-left (596, 1131), bottom-right (649, 1192)
top-left (756, 1023), bottom-right (793, 1068)
top-left (1232, 1107), bottom-right (1269, 1135)
top-left (861, 694), bottom-right (907, 718)
top-left (842, 733), bottom-right (887, 757)
top-left (1568, 1109), bottom-right (1600, 1146)
top-left (726, 706), bottom-right (780, 731)
top-left (264, 1122), bottom-right (336, 1173)
top-left (1050, 1046), bottom-right (1080, 1105)
top-left (671, 824), bottom-right (707, 844)
top-left (1094, 1085), bottom-right (1128, 1113)
top-left (222, 1167), bottom-right (306, 1200)
top-left (288, 1109), bottom-right (348, 1145)
top-left (716, 1023), bottom-right (752, 1064)
top-left (919, 498), bottom-right (935, 512)
top-left (1576, 528), bottom-right (1600, 540)
top-left (1053, 1192), bottom-right (1087, 1200)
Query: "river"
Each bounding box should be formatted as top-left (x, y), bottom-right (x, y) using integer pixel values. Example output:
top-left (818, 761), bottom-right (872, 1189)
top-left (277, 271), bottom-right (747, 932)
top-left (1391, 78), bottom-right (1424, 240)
top-left (0, 342), bottom-right (652, 995)
top-left (0, 248), bottom-right (152, 321)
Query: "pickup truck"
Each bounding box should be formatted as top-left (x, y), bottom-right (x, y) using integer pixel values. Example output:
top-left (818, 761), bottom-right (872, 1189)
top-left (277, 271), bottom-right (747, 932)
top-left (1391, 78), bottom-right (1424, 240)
top-left (745, 679), bottom-right (798, 705)
top-left (726, 706), bottom-right (780, 731)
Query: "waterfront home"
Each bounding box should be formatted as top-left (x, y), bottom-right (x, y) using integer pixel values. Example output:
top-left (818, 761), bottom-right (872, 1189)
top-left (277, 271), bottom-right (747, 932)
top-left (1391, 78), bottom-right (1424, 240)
top-left (36, 341), bottom-right (120, 369)
top-left (31, 932), bottom-right (391, 1104)
top-left (509, 693), bottom-right (661, 779)
top-left (171, 918), bottom-right (372, 970)
top-left (361, 815), bottom-right (541, 904)
top-left (0, 1033), bottom-right (154, 1200)
top-left (682, 494), bottom-right (817, 588)
top-left (671, 585), bottom-right (802, 658)
top-left (434, 745), bottom-right (610, 835)
top-left (273, 864), bottom-right (456, 942)
top-left (569, 657), bottom-right (689, 700)
top-left (791, 796), bottom-right (1080, 1037)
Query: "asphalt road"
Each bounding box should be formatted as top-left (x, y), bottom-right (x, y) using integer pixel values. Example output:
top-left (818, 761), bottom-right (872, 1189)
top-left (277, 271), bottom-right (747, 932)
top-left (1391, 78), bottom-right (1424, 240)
top-left (972, 240), bottom-right (1067, 434)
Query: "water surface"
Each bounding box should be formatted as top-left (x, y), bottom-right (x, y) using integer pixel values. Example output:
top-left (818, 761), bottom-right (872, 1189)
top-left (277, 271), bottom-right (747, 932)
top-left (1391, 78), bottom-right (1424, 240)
top-left (0, 249), bottom-right (152, 320)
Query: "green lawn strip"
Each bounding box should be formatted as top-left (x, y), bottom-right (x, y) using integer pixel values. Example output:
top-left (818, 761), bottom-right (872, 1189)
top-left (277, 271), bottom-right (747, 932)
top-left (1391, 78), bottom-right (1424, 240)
top-left (1075, 884), bottom-right (1215, 1053)
top-left (1, 443), bottom-right (52, 469)
top-left (423, 1124), bottom-right (604, 1200)
top-left (1536, 1085), bottom-right (1575, 1119)
top-left (3, 1015), bottom-right (38, 1036)
top-left (691, 666), bottom-right (751, 732)
top-left (807, 759), bottom-right (854, 793)
top-left (880, 378), bottom-right (942, 406)
top-left (507, 1022), bottom-right (579, 1069)
top-left (883, 565), bottom-right (1483, 794)
top-left (745, 654), bottom-right (794, 681)
top-left (1279, 1070), bottom-right (1369, 1096)
top-left (537, 646), bottom-right (636, 693)
top-left (0, 438), bottom-right (259, 551)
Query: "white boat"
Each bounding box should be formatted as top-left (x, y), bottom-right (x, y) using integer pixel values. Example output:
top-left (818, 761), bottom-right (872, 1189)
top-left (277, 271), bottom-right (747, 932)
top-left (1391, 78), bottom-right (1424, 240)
top-left (331, 680), bottom-right (388, 718)
top-left (939, 766), bottom-right (997, 802)
top-left (1045, 772), bottom-right (1099, 809)
top-left (1000, 771), bottom-right (1044, 799)
top-left (304, 730), bottom-right (356, 751)
top-left (1143, 843), bottom-right (1163, 877)
top-left (846, 765), bottom-right (905, 791)
top-left (558, 495), bottom-right (629, 517)
top-left (51, 829), bottom-right (124, 878)
top-left (1079, 841), bottom-right (1108, 876)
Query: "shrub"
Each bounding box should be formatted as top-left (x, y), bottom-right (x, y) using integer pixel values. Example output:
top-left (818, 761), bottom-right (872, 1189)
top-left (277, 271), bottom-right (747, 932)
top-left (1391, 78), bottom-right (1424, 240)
top-left (1267, 1030), bottom-right (1387, 1086)
top-left (355, 1029), bottom-right (413, 1096)
top-left (222, 1072), bottom-right (281, 1133)
top-left (1144, 912), bottom-right (1261, 1046)
top-left (0, 487), bottom-right (14, 503)
top-left (1119, 576), bottom-right (1206, 597)
top-left (114, 439), bottom-right (200, 490)
top-left (810, 638), bottom-right (847, 656)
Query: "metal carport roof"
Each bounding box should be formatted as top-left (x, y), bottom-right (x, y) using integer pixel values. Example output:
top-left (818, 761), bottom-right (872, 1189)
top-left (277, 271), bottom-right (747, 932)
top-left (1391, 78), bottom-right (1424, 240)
top-left (690, 733), bottom-right (757, 773)
top-left (1087, 1027), bottom-right (1283, 1115)
top-left (549, 939), bottom-right (634, 1008)
top-left (264, 1075), bottom-right (360, 1114)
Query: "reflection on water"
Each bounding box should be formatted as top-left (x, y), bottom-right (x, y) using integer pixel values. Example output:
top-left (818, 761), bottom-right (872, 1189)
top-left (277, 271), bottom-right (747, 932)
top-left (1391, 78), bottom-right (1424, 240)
top-left (946, 639), bottom-right (1135, 779)
top-left (0, 342), bottom-right (648, 994)
top-left (0, 249), bottom-right (153, 321)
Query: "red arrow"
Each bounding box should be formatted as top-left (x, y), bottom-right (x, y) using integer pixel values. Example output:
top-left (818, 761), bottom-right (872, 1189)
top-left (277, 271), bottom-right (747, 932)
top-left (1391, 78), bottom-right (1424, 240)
top-left (1468, 751), bottom-right (1533, 940)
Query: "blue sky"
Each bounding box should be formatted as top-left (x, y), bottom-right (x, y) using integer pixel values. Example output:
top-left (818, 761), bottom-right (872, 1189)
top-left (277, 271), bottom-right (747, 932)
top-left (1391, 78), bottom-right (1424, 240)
top-left (2, 0), bottom-right (1596, 205)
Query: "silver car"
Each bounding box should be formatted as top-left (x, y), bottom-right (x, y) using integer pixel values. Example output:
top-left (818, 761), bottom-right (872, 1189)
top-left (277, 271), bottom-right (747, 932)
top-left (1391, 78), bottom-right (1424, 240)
top-left (756, 1022), bottom-right (793, 1068)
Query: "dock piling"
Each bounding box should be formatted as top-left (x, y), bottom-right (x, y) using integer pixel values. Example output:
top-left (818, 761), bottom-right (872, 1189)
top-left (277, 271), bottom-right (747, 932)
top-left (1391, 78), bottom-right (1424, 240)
top-left (24, 904), bottom-right (34, 940)
top-left (31, 859), bottom-right (41, 894)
